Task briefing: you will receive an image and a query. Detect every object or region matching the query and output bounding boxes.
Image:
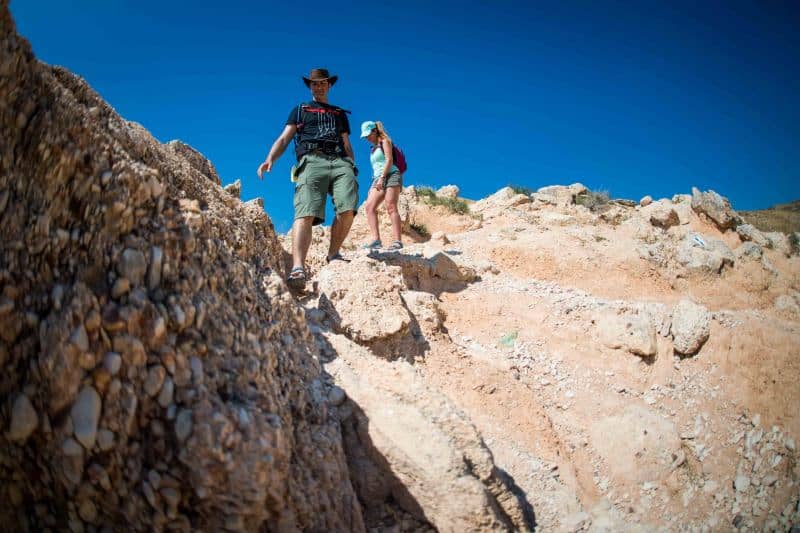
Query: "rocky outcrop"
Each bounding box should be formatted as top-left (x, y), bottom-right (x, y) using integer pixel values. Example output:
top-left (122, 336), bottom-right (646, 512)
top-left (639, 199), bottom-right (680, 229)
top-left (691, 187), bottom-right (740, 231)
top-left (676, 233), bottom-right (735, 274)
top-left (223, 178), bottom-right (241, 199)
top-left (0, 8), bottom-right (361, 530)
top-left (534, 183), bottom-right (588, 207)
top-left (165, 140), bottom-right (222, 186)
top-left (436, 184), bottom-right (460, 199)
top-left (317, 258), bottom-right (414, 359)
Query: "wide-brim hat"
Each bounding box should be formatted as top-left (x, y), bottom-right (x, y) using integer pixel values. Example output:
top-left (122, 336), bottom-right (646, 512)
top-left (303, 68), bottom-right (338, 87)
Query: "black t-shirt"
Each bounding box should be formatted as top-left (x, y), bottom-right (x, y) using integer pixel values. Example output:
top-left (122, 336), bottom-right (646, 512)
top-left (286, 101), bottom-right (351, 159)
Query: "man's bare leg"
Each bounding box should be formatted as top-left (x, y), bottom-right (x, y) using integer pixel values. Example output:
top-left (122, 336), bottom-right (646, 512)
top-left (328, 210), bottom-right (354, 259)
top-left (292, 216), bottom-right (315, 270)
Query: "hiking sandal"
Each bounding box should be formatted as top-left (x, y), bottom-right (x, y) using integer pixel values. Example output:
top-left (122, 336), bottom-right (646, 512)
top-left (361, 239), bottom-right (382, 250)
top-left (386, 240), bottom-right (403, 251)
top-left (286, 267), bottom-right (306, 290)
top-left (326, 252), bottom-right (348, 263)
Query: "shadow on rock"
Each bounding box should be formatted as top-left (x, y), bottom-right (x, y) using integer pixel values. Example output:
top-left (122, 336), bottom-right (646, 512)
top-left (367, 249), bottom-right (479, 297)
top-left (320, 330), bottom-right (537, 531)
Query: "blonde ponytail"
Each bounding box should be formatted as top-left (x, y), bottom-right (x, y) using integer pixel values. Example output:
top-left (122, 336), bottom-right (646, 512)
top-left (375, 121), bottom-right (392, 144)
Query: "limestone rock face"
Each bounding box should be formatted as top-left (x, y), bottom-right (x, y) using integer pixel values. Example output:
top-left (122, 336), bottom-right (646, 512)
top-left (324, 332), bottom-right (533, 531)
top-left (691, 187), bottom-right (740, 231)
top-left (317, 258), bottom-right (412, 352)
top-left (670, 299), bottom-right (711, 355)
top-left (0, 8), bottom-right (360, 530)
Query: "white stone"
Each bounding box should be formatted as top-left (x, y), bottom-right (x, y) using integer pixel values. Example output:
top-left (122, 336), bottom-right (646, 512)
top-left (175, 409), bottom-right (193, 441)
top-left (734, 475), bottom-right (750, 492)
top-left (96, 429), bottom-right (115, 451)
top-left (71, 386), bottom-right (101, 450)
top-left (157, 378), bottom-right (174, 408)
top-left (118, 248), bottom-right (147, 286)
top-left (8, 394), bottom-right (38, 442)
top-left (104, 352), bottom-right (122, 376)
top-left (148, 246), bottom-right (163, 290)
top-left (144, 365), bottom-right (166, 397)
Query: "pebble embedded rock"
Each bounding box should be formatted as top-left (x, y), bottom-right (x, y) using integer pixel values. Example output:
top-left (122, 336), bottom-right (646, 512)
top-left (8, 393), bottom-right (38, 442)
top-left (144, 365), bottom-right (166, 397)
top-left (71, 386), bottom-right (102, 449)
top-left (117, 248), bottom-right (147, 286)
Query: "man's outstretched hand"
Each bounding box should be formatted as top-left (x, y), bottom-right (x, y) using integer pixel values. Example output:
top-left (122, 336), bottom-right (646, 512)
top-left (257, 160), bottom-right (272, 179)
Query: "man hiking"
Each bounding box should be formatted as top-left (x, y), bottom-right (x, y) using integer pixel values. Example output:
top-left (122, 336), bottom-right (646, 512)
top-left (257, 68), bottom-right (358, 290)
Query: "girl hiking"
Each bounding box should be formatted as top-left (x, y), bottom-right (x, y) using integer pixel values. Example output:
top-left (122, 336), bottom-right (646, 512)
top-left (360, 120), bottom-right (403, 250)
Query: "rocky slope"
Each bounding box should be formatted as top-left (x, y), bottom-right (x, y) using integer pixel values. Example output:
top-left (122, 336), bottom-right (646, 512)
top-left (3, 3), bottom-right (800, 531)
top-left (295, 183), bottom-right (800, 531)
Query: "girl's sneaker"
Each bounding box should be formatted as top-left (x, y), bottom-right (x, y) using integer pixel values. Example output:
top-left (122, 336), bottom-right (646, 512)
top-left (386, 240), bottom-right (403, 250)
top-left (361, 239), bottom-right (382, 250)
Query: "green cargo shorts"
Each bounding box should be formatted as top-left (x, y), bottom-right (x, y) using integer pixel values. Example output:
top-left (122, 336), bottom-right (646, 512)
top-left (372, 170), bottom-right (403, 190)
top-left (293, 153), bottom-right (359, 225)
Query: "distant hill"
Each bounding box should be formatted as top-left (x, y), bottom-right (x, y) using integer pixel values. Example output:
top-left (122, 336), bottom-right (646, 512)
top-left (740, 199), bottom-right (800, 234)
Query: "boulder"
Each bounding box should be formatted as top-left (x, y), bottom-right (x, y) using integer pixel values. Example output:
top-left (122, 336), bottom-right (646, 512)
top-left (736, 224), bottom-right (769, 247)
top-left (639, 195), bottom-right (653, 207)
top-left (670, 299), bottom-right (711, 355)
top-left (676, 233), bottom-right (735, 274)
top-left (534, 183), bottom-right (588, 207)
top-left (690, 187), bottom-right (740, 230)
top-left (471, 187), bottom-right (531, 215)
top-left (317, 258), bottom-right (411, 355)
top-left (764, 232), bottom-right (791, 256)
top-left (597, 310), bottom-right (657, 357)
top-left (736, 242), bottom-right (763, 260)
top-left (436, 185), bottom-right (460, 199)
top-left (641, 200), bottom-right (679, 229)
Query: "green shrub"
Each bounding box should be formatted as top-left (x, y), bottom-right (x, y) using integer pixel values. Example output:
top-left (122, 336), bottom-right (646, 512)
top-left (509, 184), bottom-right (534, 196)
top-left (410, 222), bottom-right (429, 237)
top-left (575, 189), bottom-right (610, 212)
top-left (415, 186), bottom-right (470, 215)
top-left (498, 331), bottom-right (518, 348)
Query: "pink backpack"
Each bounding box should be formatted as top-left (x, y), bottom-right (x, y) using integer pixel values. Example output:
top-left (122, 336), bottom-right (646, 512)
top-left (372, 143), bottom-right (407, 173)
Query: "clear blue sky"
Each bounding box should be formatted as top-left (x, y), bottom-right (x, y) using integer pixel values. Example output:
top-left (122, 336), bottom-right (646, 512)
top-left (10, 1), bottom-right (800, 232)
